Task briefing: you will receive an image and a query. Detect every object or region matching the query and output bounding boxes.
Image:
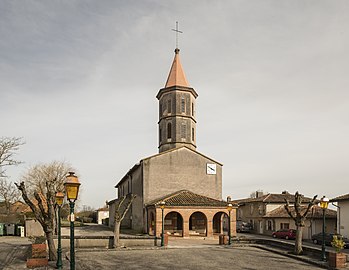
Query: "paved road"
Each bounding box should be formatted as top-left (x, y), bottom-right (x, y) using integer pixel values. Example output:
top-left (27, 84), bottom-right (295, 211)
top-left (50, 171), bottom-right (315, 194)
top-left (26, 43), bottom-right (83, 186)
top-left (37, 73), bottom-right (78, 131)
top-left (0, 237), bottom-right (31, 270)
top-left (75, 246), bottom-right (323, 270)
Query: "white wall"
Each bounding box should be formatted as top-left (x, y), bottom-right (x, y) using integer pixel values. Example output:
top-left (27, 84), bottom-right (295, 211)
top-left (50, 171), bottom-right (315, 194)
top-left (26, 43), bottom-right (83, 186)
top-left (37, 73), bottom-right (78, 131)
top-left (338, 200), bottom-right (349, 238)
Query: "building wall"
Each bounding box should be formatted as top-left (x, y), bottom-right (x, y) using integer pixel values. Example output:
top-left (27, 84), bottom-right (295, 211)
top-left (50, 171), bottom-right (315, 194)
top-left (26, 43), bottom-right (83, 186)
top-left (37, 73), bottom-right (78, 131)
top-left (338, 200), bottom-right (349, 238)
top-left (143, 147), bottom-right (222, 204)
top-left (263, 218), bottom-right (336, 239)
top-left (108, 202), bottom-right (115, 228)
top-left (112, 165), bottom-right (144, 232)
top-left (97, 211), bottom-right (109, 225)
top-left (158, 89), bottom-right (197, 153)
top-left (25, 219), bottom-right (44, 237)
top-left (236, 202), bottom-right (266, 233)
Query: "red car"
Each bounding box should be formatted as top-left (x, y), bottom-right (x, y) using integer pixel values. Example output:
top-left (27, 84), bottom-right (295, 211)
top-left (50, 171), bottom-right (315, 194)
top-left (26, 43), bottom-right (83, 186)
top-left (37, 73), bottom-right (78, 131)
top-left (272, 229), bottom-right (296, 240)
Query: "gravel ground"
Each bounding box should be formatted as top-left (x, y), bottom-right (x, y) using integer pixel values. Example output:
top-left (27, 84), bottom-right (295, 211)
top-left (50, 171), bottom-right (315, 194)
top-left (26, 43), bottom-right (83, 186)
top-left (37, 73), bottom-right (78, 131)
top-left (75, 246), bottom-right (324, 270)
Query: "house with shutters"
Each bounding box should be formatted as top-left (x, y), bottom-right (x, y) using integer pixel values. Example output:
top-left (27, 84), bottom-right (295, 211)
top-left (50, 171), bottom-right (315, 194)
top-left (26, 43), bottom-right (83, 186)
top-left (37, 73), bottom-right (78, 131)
top-left (232, 191), bottom-right (336, 239)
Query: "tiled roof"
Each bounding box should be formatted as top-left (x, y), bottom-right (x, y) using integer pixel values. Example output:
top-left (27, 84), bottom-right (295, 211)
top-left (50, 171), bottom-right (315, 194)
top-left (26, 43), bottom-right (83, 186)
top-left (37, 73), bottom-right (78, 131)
top-left (146, 190), bottom-right (229, 207)
top-left (10, 201), bottom-right (32, 213)
top-left (264, 205), bottom-right (337, 219)
top-left (232, 193), bottom-right (316, 204)
top-left (330, 194), bottom-right (349, 202)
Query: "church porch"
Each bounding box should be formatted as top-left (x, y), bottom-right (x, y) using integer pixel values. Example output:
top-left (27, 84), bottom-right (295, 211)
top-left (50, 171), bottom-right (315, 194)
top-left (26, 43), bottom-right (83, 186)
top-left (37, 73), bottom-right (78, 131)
top-left (145, 190), bottom-right (237, 239)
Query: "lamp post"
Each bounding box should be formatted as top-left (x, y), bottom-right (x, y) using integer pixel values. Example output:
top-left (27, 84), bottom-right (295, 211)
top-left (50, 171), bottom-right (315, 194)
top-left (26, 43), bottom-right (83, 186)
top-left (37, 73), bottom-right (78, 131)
top-left (227, 203), bottom-right (233, 245)
top-left (55, 192), bottom-right (64, 270)
top-left (159, 201), bottom-right (166, 247)
top-left (64, 172), bottom-right (81, 270)
top-left (319, 196), bottom-right (329, 261)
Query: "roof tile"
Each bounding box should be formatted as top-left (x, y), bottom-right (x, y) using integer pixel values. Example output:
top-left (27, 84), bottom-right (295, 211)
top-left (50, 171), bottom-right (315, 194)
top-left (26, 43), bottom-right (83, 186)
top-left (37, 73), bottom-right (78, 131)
top-left (147, 190), bottom-right (229, 207)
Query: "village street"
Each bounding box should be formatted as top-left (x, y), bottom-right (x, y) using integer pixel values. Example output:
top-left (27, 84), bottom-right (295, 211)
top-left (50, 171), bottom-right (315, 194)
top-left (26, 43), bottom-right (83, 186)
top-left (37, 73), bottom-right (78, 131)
top-left (0, 237), bottom-right (31, 270)
top-left (1, 224), bottom-right (348, 269)
top-left (73, 246), bottom-right (324, 270)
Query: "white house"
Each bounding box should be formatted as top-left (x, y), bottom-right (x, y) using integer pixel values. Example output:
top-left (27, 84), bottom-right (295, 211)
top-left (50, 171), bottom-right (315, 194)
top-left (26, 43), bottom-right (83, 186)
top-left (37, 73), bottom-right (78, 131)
top-left (331, 194), bottom-right (349, 238)
top-left (97, 207), bottom-right (109, 225)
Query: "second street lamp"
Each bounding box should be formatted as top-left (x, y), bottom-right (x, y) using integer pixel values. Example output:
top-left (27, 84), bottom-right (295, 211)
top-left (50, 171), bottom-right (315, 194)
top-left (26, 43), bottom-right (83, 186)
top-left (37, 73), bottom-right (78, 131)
top-left (55, 192), bottom-right (64, 270)
top-left (159, 201), bottom-right (166, 247)
top-left (227, 203), bottom-right (233, 245)
top-left (64, 172), bottom-right (81, 270)
top-left (319, 196), bottom-right (329, 261)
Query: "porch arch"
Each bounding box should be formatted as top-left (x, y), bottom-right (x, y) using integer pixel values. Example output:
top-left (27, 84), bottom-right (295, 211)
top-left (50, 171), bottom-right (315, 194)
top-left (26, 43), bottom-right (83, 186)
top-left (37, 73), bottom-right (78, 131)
top-left (213, 211), bottom-right (228, 234)
top-left (164, 211), bottom-right (183, 236)
top-left (189, 211), bottom-right (207, 236)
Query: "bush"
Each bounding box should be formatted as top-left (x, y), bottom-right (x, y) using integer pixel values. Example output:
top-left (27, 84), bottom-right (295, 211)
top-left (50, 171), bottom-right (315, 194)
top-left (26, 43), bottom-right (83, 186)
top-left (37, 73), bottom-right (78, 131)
top-left (331, 235), bottom-right (345, 253)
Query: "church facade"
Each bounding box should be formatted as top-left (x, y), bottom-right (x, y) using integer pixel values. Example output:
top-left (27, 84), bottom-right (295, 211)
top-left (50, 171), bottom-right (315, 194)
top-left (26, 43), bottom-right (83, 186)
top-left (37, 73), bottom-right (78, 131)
top-left (109, 47), bottom-right (236, 238)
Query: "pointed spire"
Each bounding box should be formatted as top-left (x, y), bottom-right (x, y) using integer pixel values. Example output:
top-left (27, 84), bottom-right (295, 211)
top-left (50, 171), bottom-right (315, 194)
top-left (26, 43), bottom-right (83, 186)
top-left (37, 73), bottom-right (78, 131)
top-left (165, 48), bottom-right (189, 88)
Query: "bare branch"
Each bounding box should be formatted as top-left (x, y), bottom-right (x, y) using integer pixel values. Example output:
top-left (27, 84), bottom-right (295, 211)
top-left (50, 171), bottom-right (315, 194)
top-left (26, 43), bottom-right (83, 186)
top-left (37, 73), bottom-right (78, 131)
top-left (15, 182), bottom-right (44, 225)
top-left (303, 195), bottom-right (318, 218)
top-left (120, 194), bottom-right (136, 221)
top-left (0, 137), bottom-right (24, 178)
top-left (284, 199), bottom-right (296, 221)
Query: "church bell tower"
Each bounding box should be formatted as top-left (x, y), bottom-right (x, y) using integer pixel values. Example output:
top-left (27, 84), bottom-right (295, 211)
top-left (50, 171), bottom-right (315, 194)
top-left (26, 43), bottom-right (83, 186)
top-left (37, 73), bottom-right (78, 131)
top-left (156, 48), bottom-right (198, 153)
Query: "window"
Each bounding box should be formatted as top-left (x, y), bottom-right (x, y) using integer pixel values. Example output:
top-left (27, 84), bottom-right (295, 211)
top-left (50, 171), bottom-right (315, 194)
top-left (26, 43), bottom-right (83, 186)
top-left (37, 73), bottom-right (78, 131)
top-left (258, 205), bottom-right (264, 215)
top-left (181, 124), bottom-right (186, 138)
top-left (159, 128), bottom-right (162, 142)
top-left (238, 209), bottom-right (243, 219)
top-left (250, 204), bottom-right (254, 215)
top-left (267, 220), bottom-right (273, 231)
top-left (160, 103), bottom-right (163, 116)
top-left (167, 122), bottom-right (172, 139)
top-left (192, 102), bottom-right (194, 116)
top-left (181, 98), bottom-right (185, 113)
top-left (192, 128), bottom-right (195, 141)
top-left (167, 99), bottom-right (171, 114)
top-left (280, 223), bottom-right (289, 229)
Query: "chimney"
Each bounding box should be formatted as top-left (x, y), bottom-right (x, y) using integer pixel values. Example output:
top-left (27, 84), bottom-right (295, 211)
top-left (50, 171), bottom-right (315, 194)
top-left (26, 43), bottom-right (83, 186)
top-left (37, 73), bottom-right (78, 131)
top-left (256, 191), bottom-right (263, 198)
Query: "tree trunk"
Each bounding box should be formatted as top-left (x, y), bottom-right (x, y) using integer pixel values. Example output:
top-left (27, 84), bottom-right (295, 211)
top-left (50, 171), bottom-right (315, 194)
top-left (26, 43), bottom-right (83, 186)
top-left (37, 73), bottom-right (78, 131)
top-left (46, 230), bottom-right (57, 261)
top-left (113, 221), bottom-right (121, 248)
top-left (294, 226), bottom-right (303, 255)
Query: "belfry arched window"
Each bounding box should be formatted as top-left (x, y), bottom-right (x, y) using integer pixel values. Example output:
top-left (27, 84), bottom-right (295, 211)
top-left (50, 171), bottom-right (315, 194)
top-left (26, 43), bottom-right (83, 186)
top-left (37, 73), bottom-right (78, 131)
top-left (167, 122), bottom-right (172, 139)
top-left (181, 98), bottom-right (185, 113)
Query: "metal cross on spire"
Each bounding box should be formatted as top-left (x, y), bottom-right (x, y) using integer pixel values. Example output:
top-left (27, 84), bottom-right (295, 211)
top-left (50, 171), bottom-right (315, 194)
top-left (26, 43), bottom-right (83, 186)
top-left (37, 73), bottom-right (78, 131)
top-left (172, 21), bottom-right (183, 49)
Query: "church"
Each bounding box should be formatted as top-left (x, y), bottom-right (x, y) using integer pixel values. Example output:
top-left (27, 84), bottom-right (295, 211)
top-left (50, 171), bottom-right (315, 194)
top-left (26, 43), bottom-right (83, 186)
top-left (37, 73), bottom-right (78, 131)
top-left (108, 46), bottom-right (236, 238)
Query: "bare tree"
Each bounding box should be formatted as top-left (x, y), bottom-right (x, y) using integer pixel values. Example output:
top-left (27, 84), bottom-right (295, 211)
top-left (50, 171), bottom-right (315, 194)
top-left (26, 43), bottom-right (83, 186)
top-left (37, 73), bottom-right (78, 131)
top-left (0, 137), bottom-right (24, 178)
top-left (15, 161), bottom-right (72, 261)
top-left (0, 137), bottom-right (24, 214)
top-left (0, 178), bottom-right (22, 214)
top-left (113, 194), bottom-right (136, 248)
top-left (284, 191), bottom-right (317, 255)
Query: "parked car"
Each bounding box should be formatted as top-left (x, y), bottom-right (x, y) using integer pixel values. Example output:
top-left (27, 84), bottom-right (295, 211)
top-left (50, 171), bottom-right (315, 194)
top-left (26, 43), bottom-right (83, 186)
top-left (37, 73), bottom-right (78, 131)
top-left (236, 221), bottom-right (252, 233)
top-left (311, 233), bottom-right (349, 248)
top-left (272, 229), bottom-right (296, 240)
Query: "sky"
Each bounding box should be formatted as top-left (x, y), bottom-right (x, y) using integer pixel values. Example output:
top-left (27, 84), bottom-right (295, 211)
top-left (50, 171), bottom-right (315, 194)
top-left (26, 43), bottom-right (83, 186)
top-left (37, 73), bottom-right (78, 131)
top-left (1, 0), bottom-right (348, 209)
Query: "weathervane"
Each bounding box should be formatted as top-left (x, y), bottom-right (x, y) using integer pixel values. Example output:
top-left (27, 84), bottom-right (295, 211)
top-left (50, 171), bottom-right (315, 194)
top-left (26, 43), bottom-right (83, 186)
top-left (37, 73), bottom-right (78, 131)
top-left (172, 21), bottom-right (183, 49)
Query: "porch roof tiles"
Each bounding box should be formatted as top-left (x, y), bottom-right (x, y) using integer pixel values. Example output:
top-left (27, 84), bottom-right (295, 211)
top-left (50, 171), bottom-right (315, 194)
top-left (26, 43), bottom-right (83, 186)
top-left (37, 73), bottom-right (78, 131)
top-left (146, 190), bottom-right (230, 207)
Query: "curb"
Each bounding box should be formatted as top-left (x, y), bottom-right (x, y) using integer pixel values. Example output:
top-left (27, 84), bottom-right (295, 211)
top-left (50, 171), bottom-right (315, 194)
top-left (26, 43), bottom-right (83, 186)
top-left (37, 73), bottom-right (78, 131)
top-left (252, 244), bottom-right (329, 269)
